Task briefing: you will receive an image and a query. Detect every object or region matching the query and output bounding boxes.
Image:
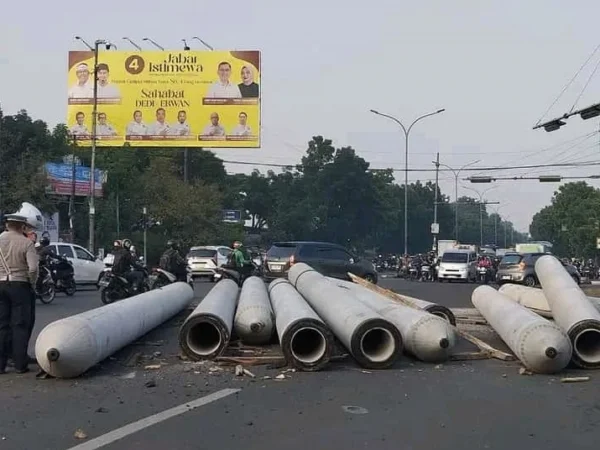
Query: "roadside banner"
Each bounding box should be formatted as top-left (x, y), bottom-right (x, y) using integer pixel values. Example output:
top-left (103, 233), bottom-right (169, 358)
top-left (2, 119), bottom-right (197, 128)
top-left (67, 50), bottom-right (261, 148)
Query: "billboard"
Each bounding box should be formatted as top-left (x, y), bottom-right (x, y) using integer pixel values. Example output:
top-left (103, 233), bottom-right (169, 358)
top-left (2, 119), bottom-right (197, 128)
top-left (67, 50), bottom-right (261, 148)
top-left (45, 162), bottom-right (106, 197)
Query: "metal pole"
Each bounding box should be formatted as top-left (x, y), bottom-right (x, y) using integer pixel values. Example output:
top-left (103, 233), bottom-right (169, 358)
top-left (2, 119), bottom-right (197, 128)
top-left (69, 137), bottom-right (77, 242)
top-left (404, 130), bottom-right (409, 256)
top-left (454, 173), bottom-right (459, 241)
top-left (370, 108), bottom-right (445, 257)
top-left (143, 207), bottom-right (147, 266)
top-left (479, 198), bottom-right (483, 247)
top-left (88, 40), bottom-right (100, 254)
top-left (504, 221), bottom-right (507, 248)
top-left (433, 152), bottom-right (439, 252)
top-left (184, 149), bottom-right (189, 182)
top-left (494, 214), bottom-right (497, 247)
top-left (116, 190), bottom-right (120, 237)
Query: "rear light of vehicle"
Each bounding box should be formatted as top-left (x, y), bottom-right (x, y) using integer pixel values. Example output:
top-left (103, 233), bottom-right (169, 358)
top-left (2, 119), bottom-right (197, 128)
top-left (289, 254), bottom-right (295, 265)
top-left (519, 261), bottom-right (526, 271)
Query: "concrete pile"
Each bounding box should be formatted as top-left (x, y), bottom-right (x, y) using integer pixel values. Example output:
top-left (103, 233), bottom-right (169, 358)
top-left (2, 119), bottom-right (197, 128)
top-left (177, 263), bottom-right (468, 371)
top-left (35, 283), bottom-right (194, 378)
top-left (471, 255), bottom-right (600, 371)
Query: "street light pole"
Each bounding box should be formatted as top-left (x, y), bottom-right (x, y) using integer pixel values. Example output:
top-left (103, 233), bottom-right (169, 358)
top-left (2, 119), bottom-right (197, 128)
top-left (437, 160), bottom-right (480, 242)
top-left (491, 204), bottom-right (508, 247)
top-left (463, 185), bottom-right (498, 247)
top-left (370, 108), bottom-right (445, 256)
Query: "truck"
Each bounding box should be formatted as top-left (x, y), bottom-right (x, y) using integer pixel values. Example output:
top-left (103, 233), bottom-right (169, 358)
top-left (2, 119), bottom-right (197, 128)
top-left (437, 240), bottom-right (478, 258)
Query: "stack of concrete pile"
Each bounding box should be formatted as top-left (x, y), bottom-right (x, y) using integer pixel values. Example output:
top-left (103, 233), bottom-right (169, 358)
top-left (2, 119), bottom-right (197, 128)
top-left (472, 254), bottom-right (600, 373)
top-left (178, 262), bottom-right (460, 371)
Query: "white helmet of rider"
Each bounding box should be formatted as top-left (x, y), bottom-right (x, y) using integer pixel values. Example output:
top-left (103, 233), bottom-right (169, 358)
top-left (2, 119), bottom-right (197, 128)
top-left (9, 202), bottom-right (43, 230)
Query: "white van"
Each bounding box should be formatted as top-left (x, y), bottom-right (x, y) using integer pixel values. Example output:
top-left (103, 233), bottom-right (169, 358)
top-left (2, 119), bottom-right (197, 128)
top-left (437, 249), bottom-right (477, 282)
top-left (49, 242), bottom-right (106, 285)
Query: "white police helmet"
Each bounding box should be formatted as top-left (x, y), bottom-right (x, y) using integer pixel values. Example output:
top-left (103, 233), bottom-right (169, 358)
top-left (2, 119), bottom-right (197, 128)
top-left (11, 202), bottom-right (43, 230)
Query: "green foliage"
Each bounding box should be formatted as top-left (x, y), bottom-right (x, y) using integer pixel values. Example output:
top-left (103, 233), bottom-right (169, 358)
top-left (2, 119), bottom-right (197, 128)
top-left (530, 182), bottom-right (600, 258)
top-left (0, 109), bottom-right (525, 259)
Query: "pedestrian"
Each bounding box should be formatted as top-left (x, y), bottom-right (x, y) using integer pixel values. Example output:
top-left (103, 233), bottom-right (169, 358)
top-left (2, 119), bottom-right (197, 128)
top-left (0, 209), bottom-right (40, 374)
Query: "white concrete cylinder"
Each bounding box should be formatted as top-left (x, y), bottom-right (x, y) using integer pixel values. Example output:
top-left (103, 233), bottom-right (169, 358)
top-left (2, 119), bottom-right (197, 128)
top-left (179, 279), bottom-right (239, 360)
top-left (472, 285), bottom-right (572, 374)
top-left (288, 263), bottom-right (402, 369)
top-left (234, 276), bottom-right (274, 345)
top-left (268, 279), bottom-right (333, 371)
top-left (536, 255), bottom-right (600, 369)
top-left (36, 282), bottom-right (193, 378)
top-left (333, 280), bottom-right (455, 362)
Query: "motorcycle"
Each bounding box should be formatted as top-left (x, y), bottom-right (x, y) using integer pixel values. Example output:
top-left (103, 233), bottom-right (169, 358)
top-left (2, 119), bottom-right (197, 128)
top-left (408, 263), bottom-right (420, 281)
top-left (99, 266), bottom-right (150, 305)
top-left (49, 257), bottom-right (76, 296)
top-left (36, 265), bottom-right (56, 304)
top-left (420, 264), bottom-right (431, 282)
top-left (477, 266), bottom-right (490, 284)
top-left (150, 266), bottom-right (194, 290)
top-left (214, 262), bottom-right (261, 287)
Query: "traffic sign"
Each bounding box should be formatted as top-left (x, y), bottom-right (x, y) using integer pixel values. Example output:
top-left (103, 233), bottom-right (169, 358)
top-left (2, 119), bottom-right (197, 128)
top-left (431, 223), bottom-right (439, 235)
top-left (222, 210), bottom-right (242, 223)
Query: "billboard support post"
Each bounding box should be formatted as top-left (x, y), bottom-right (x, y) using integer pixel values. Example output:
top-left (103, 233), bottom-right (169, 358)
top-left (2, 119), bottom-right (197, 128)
top-left (88, 39), bottom-right (102, 254)
top-left (69, 136), bottom-right (77, 242)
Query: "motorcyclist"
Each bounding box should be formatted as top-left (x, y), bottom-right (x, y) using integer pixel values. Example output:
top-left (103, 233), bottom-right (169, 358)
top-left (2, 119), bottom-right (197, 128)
top-left (230, 241), bottom-right (253, 281)
top-left (35, 237), bottom-right (67, 292)
top-left (159, 240), bottom-right (188, 282)
top-left (112, 239), bottom-right (145, 292)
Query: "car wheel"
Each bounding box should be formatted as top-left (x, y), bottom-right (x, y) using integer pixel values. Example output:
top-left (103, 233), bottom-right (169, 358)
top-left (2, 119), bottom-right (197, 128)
top-left (523, 275), bottom-right (536, 287)
top-left (363, 274), bottom-right (376, 284)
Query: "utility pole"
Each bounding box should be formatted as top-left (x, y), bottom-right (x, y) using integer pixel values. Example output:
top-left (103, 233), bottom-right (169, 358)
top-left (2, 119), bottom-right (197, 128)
top-left (88, 39), bottom-right (101, 254)
top-left (432, 152), bottom-right (440, 252)
top-left (143, 207), bottom-right (148, 266)
top-left (69, 136), bottom-right (77, 242)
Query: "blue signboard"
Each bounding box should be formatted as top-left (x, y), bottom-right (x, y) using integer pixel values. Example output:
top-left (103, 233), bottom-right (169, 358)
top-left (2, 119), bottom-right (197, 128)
top-left (45, 162), bottom-right (106, 197)
top-left (222, 210), bottom-right (242, 223)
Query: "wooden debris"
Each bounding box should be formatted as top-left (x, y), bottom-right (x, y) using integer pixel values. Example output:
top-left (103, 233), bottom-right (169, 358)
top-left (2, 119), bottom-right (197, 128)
top-left (560, 376), bottom-right (590, 383)
top-left (215, 356), bottom-right (287, 366)
top-left (73, 429), bottom-right (88, 440)
top-left (144, 364), bottom-right (161, 370)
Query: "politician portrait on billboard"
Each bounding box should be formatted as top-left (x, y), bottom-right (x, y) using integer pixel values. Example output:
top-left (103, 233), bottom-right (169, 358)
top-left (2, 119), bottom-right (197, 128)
top-left (67, 50), bottom-right (261, 148)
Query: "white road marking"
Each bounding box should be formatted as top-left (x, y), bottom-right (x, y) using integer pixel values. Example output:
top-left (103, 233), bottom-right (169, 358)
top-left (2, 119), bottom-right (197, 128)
top-left (66, 388), bottom-right (241, 450)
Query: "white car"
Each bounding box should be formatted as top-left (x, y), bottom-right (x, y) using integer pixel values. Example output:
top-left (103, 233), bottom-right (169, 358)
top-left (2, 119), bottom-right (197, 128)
top-left (187, 245), bottom-right (232, 281)
top-left (49, 242), bottom-right (106, 285)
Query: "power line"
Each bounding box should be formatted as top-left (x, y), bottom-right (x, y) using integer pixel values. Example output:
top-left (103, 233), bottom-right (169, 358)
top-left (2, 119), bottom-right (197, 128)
top-left (221, 158), bottom-right (600, 173)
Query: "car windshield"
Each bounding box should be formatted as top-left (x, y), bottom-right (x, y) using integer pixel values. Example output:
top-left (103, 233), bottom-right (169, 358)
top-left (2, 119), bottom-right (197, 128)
top-left (442, 252), bottom-right (468, 263)
top-left (188, 248), bottom-right (217, 258)
top-left (267, 244), bottom-right (297, 258)
top-left (501, 254), bottom-right (522, 265)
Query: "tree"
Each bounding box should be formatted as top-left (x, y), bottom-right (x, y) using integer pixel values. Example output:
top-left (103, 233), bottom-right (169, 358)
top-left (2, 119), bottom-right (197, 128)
top-left (530, 182), bottom-right (600, 257)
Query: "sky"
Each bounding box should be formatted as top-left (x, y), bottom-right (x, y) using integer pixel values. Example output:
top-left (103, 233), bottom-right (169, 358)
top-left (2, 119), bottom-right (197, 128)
top-left (1, 0), bottom-right (600, 233)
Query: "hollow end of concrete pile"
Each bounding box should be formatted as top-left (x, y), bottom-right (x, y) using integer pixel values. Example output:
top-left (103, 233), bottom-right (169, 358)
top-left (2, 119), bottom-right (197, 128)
top-left (567, 320), bottom-right (600, 369)
top-left (281, 318), bottom-right (334, 372)
top-left (422, 304), bottom-right (457, 326)
top-left (350, 319), bottom-right (402, 369)
top-left (179, 314), bottom-right (230, 360)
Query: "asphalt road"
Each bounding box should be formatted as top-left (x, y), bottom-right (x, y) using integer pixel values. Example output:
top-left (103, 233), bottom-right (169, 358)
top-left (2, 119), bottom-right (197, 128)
top-left (0, 277), bottom-right (598, 450)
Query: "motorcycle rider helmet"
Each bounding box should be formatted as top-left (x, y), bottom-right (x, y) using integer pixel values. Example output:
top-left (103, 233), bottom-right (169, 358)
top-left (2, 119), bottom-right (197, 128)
top-left (40, 237), bottom-right (50, 247)
top-left (8, 202), bottom-right (43, 230)
top-left (122, 239), bottom-right (132, 250)
top-left (113, 240), bottom-right (122, 248)
top-left (233, 241), bottom-right (242, 249)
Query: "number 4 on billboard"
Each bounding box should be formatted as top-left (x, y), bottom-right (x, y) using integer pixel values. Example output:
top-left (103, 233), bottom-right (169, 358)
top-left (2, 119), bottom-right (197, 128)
top-left (128, 58), bottom-right (139, 70)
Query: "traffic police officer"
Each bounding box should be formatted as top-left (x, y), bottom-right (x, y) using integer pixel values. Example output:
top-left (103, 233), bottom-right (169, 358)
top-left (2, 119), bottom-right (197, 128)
top-left (0, 208), bottom-right (40, 374)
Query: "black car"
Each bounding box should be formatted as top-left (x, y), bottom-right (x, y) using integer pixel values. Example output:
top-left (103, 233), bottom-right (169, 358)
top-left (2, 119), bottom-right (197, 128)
top-left (263, 241), bottom-right (378, 284)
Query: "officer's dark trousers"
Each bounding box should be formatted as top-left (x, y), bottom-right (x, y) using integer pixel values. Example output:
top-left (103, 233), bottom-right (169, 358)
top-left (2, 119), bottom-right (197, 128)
top-left (0, 281), bottom-right (34, 371)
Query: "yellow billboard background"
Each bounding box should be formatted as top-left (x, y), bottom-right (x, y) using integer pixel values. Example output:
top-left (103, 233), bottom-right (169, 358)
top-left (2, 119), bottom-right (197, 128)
top-left (67, 50), bottom-right (261, 148)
